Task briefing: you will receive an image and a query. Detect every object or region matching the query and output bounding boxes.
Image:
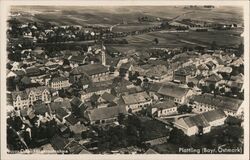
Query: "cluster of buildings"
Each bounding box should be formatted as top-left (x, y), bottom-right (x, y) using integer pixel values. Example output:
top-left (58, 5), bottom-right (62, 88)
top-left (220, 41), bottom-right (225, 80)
top-left (6, 17), bottom-right (244, 153)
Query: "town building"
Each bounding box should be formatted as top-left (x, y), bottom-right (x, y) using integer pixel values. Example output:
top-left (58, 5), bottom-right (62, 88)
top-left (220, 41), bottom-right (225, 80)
top-left (174, 109), bottom-right (227, 136)
top-left (122, 91), bottom-right (152, 113)
top-left (84, 106), bottom-right (127, 125)
top-left (157, 83), bottom-right (193, 104)
top-left (50, 77), bottom-right (71, 90)
top-left (173, 65), bottom-right (197, 84)
top-left (191, 93), bottom-right (243, 116)
top-left (150, 100), bottom-right (177, 117)
top-left (70, 64), bottom-right (111, 83)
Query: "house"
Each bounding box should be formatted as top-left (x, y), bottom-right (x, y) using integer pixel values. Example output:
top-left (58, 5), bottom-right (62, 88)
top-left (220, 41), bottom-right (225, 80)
top-left (173, 65), bottom-right (197, 84)
top-left (174, 109), bottom-right (227, 136)
top-left (50, 77), bottom-right (71, 90)
top-left (145, 65), bottom-right (169, 81)
top-left (25, 86), bottom-right (51, 105)
top-left (122, 91), bottom-right (152, 113)
top-left (70, 64), bottom-right (110, 83)
top-left (69, 55), bottom-right (86, 67)
top-left (150, 100), bottom-right (177, 117)
top-left (84, 106), bottom-right (127, 125)
top-left (191, 93), bottom-right (243, 116)
top-left (204, 74), bottom-right (222, 87)
top-left (55, 107), bottom-right (70, 123)
top-left (12, 86), bottom-right (51, 109)
top-left (97, 92), bottom-right (118, 104)
top-left (80, 85), bottom-right (111, 102)
top-left (12, 91), bottom-right (29, 109)
top-left (157, 83), bottom-right (193, 104)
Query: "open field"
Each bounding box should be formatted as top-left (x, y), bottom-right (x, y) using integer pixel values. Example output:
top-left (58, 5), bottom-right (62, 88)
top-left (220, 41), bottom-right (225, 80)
top-left (11, 6), bottom-right (243, 27)
top-left (124, 29), bottom-right (243, 48)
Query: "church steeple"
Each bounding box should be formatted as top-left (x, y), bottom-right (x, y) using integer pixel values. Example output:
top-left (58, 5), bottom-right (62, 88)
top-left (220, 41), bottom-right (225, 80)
top-left (101, 41), bottom-right (106, 66)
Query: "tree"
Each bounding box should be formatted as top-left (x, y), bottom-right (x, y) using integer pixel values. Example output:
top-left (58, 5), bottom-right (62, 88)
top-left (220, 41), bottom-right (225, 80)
top-left (219, 87), bottom-right (225, 94)
top-left (154, 38), bottom-right (159, 45)
top-left (224, 126), bottom-right (243, 143)
top-left (63, 58), bottom-right (70, 66)
top-left (134, 78), bottom-right (142, 86)
top-left (187, 82), bottom-right (194, 88)
top-left (236, 43), bottom-right (244, 57)
top-left (118, 113), bottom-right (125, 125)
top-left (209, 83), bottom-right (215, 92)
top-left (211, 41), bottom-right (217, 50)
top-left (169, 128), bottom-right (190, 147)
top-left (177, 105), bottom-right (192, 114)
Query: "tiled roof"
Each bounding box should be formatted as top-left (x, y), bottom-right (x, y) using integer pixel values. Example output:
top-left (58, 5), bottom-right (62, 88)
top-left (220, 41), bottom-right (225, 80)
top-left (65, 114), bottom-right (79, 125)
top-left (202, 109), bottom-right (226, 123)
top-left (86, 106), bottom-right (127, 122)
top-left (12, 91), bottom-right (28, 101)
top-left (153, 100), bottom-right (177, 110)
top-left (51, 76), bottom-right (68, 83)
top-left (192, 93), bottom-right (243, 112)
top-left (122, 91), bottom-right (151, 105)
top-left (71, 64), bottom-right (108, 76)
top-left (101, 92), bottom-right (116, 103)
top-left (183, 114), bottom-right (210, 128)
top-left (157, 83), bottom-right (190, 98)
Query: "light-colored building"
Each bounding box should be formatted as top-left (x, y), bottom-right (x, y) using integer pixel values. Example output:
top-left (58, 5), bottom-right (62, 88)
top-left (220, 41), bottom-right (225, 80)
top-left (12, 86), bottom-right (51, 109)
top-left (150, 100), bottom-right (177, 117)
top-left (157, 83), bottom-right (194, 104)
top-left (51, 77), bottom-right (71, 90)
top-left (122, 91), bottom-right (152, 113)
top-left (174, 109), bottom-right (227, 136)
top-left (70, 64), bottom-right (111, 83)
top-left (191, 93), bottom-right (243, 116)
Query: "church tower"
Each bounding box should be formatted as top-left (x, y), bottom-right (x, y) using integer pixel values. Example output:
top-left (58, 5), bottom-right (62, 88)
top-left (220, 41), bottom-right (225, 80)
top-left (101, 42), bottom-right (106, 66)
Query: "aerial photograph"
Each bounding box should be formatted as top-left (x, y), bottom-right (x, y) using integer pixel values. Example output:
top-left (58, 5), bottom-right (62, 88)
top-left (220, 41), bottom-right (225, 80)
top-left (6, 5), bottom-right (244, 154)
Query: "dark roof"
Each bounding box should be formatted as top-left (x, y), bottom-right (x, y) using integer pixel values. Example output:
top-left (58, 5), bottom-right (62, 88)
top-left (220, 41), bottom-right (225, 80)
top-left (192, 93), bottom-right (243, 112)
top-left (65, 114), bottom-right (79, 125)
top-left (148, 83), bottom-right (163, 92)
top-left (65, 141), bottom-right (85, 154)
top-left (55, 108), bottom-right (69, 121)
top-left (70, 55), bottom-right (86, 63)
top-left (33, 103), bottom-right (50, 115)
top-left (21, 76), bottom-right (31, 85)
top-left (12, 91), bottom-right (28, 101)
top-left (70, 97), bottom-right (82, 107)
top-left (71, 64), bottom-right (108, 76)
top-left (153, 100), bottom-right (177, 110)
top-left (86, 106), bottom-right (127, 122)
top-left (202, 109), bottom-right (226, 122)
top-left (158, 83), bottom-right (190, 98)
top-left (101, 92), bottom-right (116, 103)
top-left (25, 67), bottom-right (42, 76)
top-left (50, 135), bottom-right (69, 150)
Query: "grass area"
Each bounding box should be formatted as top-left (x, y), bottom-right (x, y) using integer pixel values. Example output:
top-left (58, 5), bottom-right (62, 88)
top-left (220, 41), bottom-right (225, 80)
top-left (152, 143), bottom-right (179, 154)
top-left (139, 117), bottom-right (170, 141)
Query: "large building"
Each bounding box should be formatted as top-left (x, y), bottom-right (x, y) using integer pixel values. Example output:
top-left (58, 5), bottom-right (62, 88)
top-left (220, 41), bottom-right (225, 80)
top-left (122, 91), bottom-right (152, 113)
top-left (157, 83), bottom-right (193, 104)
top-left (191, 93), bottom-right (243, 116)
top-left (12, 86), bottom-right (51, 109)
top-left (173, 65), bottom-right (197, 84)
top-left (50, 77), bottom-right (71, 90)
top-left (174, 109), bottom-right (227, 136)
top-left (84, 106), bottom-right (127, 125)
top-left (70, 64), bottom-right (111, 83)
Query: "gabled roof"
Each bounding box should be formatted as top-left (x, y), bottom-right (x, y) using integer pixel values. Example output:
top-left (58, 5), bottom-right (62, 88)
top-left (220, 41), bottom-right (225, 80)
top-left (51, 76), bottom-right (68, 83)
top-left (101, 92), bottom-right (116, 103)
top-left (50, 135), bottom-right (69, 150)
top-left (192, 93), bottom-right (243, 112)
top-left (55, 108), bottom-right (69, 121)
top-left (205, 74), bottom-right (222, 82)
top-left (157, 83), bottom-right (190, 98)
top-left (33, 103), bottom-right (50, 115)
top-left (12, 91), bottom-right (28, 101)
top-left (183, 114), bottom-right (209, 128)
top-left (144, 148), bottom-right (159, 154)
top-left (86, 106), bottom-right (127, 122)
top-left (202, 109), bottom-right (226, 123)
top-left (65, 114), bottom-right (79, 125)
top-left (152, 100), bottom-right (177, 110)
top-left (71, 64), bottom-right (108, 76)
top-left (70, 97), bottom-right (82, 107)
top-left (122, 91), bottom-right (151, 105)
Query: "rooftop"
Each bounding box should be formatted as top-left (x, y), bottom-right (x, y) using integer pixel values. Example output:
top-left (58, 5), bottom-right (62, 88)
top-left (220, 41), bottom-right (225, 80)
top-left (122, 91), bottom-right (151, 105)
